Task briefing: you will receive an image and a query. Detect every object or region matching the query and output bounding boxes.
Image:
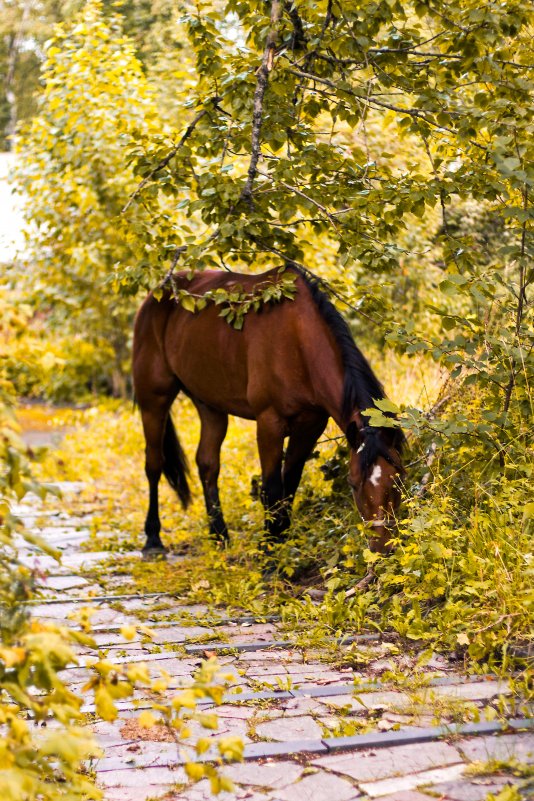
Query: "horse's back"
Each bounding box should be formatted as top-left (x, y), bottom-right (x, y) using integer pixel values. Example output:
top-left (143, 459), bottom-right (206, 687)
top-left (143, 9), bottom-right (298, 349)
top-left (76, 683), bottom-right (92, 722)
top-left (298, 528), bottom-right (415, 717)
top-left (134, 269), bottom-right (340, 418)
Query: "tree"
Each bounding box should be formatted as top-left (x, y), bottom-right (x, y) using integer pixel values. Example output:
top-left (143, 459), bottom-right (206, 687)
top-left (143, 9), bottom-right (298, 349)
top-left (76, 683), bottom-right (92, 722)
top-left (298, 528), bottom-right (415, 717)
top-left (122, 0), bottom-right (532, 453)
top-left (15, 1), bottom-right (164, 396)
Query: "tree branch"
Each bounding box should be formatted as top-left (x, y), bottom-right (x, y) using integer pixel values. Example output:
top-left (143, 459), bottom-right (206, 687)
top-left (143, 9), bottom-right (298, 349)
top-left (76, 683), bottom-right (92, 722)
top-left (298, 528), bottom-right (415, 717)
top-left (287, 67), bottom-right (487, 150)
top-left (502, 186), bottom-right (529, 423)
top-left (122, 105), bottom-right (212, 213)
top-left (257, 169), bottom-right (342, 228)
top-left (284, 0), bottom-right (307, 50)
top-left (240, 0), bottom-right (282, 207)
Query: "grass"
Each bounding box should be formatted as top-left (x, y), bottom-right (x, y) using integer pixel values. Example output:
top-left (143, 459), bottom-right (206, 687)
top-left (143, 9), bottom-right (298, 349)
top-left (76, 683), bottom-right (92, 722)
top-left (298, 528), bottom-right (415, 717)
top-left (19, 346), bottom-right (533, 678)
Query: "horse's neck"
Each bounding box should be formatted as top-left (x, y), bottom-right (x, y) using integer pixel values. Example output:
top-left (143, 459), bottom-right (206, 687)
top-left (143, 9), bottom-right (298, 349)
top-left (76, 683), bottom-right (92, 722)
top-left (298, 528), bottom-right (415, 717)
top-left (301, 332), bottom-right (346, 429)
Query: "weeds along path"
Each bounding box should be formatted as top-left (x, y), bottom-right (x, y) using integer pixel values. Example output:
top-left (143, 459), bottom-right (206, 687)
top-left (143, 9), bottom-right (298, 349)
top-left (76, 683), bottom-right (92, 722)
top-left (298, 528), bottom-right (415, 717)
top-left (19, 405), bottom-right (534, 801)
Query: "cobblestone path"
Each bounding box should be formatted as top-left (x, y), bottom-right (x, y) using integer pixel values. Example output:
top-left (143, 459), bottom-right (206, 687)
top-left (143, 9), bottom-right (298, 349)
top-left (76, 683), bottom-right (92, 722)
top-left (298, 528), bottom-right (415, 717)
top-left (17, 483), bottom-right (533, 801)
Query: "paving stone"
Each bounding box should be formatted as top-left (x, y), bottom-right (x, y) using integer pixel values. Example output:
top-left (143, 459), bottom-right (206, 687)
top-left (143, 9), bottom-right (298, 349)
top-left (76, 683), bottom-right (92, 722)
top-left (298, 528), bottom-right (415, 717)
top-left (255, 715), bottom-right (323, 742)
top-left (238, 650), bottom-right (303, 663)
top-left (312, 740), bottom-right (462, 782)
top-left (18, 552), bottom-right (64, 571)
top-left (426, 681), bottom-right (509, 702)
top-left (103, 785), bottom-right (176, 801)
top-left (86, 608), bottom-right (139, 627)
top-left (227, 632), bottom-right (277, 645)
top-left (174, 778), bottom-right (271, 800)
top-left (368, 658), bottom-right (397, 673)
top-left (377, 791), bottom-right (439, 801)
top-left (47, 481), bottom-right (85, 493)
top-left (184, 716), bottom-right (251, 743)
top-left (97, 764), bottom-right (186, 788)
top-left (224, 760), bottom-right (304, 789)
top-left (244, 663), bottom-right (298, 676)
top-left (275, 769), bottom-right (359, 801)
top-left (429, 777), bottom-right (511, 801)
top-left (36, 527), bottom-right (90, 544)
top-left (35, 602), bottom-right (101, 622)
top-left (60, 551), bottom-right (112, 568)
top-left (281, 697), bottom-right (324, 717)
top-left (289, 670), bottom-right (356, 685)
top-left (91, 720), bottom-right (132, 747)
top-left (382, 713), bottom-right (437, 729)
top-left (152, 625), bottom-right (213, 644)
top-left (215, 705), bottom-right (257, 720)
top-left (244, 739), bottom-right (327, 758)
top-left (318, 690), bottom-right (411, 711)
top-left (40, 575), bottom-right (90, 590)
top-left (141, 657), bottom-right (202, 677)
top-left (359, 763), bottom-right (467, 798)
top-left (220, 623), bottom-right (277, 638)
top-left (458, 732), bottom-right (534, 764)
top-left (292, 682), bottom-right (362, 699)
top-left (95, 741), bottom-right (179, 770)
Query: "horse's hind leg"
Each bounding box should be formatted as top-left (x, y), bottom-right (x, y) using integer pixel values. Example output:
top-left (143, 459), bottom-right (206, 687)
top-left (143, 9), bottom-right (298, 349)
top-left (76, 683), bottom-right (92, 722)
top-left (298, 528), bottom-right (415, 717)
top-left (195, 402), bottom-right (229, 544)
top-left (137, 380), bottom-right (179, 553)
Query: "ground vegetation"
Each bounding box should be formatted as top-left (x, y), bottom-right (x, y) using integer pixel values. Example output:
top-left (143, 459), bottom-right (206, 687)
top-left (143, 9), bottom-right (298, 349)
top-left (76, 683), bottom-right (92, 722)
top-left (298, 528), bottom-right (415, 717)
top-left (0, 8), bottom-right (532, 795)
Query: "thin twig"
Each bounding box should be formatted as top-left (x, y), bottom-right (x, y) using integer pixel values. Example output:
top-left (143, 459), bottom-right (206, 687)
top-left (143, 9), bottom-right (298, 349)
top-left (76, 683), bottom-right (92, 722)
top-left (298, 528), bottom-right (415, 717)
top-left (122, 106), bottom-right (211, 213)
top-left (502, 186), bottom-right (529, 422)
top-left (287, 67), bottom-right (487, 150)
top-left (256, 169), bottom-right (341, 228)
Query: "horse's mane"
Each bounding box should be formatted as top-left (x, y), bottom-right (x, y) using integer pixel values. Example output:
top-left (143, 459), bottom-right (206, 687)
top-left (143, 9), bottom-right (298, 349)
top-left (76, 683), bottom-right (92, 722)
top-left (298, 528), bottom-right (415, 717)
top-left (285, 262), bottom-right (405, 470)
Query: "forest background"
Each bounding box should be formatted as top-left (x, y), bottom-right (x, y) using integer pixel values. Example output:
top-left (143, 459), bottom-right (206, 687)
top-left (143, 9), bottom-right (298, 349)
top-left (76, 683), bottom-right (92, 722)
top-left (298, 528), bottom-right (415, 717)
top-left (0, 2), bottom-right (532, 795)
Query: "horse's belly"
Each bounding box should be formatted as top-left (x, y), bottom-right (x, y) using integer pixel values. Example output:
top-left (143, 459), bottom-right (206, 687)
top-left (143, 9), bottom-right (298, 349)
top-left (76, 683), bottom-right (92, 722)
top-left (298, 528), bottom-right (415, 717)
top-left (164, 303), bottom-right (315, 420)
top-left (164, 313), bottom-right (255, 417)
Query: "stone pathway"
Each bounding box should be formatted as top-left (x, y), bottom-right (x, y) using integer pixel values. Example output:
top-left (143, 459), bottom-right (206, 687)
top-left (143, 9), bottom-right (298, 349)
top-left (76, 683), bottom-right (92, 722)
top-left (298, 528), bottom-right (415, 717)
top-left (16, 484), bottom-right (533, 801)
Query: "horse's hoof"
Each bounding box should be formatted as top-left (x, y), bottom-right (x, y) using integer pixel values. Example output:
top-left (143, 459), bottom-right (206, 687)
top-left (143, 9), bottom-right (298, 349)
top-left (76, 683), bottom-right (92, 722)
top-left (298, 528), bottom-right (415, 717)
top-left (210, 532), bottom-right (230, 548)
top-left (141, 546), bottom-right (168, 561)
top-left (261, 561), bottom-right (279, 580)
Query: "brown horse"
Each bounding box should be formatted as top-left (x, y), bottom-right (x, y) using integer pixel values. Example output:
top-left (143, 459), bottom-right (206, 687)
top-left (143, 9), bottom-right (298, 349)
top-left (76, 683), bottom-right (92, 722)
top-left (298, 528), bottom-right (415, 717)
top-left (133, 265), bottom-right (404, 556)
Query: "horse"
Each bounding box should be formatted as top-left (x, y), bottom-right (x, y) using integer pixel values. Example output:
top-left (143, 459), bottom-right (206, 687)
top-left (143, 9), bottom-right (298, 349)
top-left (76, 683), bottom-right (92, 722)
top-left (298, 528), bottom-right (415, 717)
top-left (132, 264), bottom-right (405, 558)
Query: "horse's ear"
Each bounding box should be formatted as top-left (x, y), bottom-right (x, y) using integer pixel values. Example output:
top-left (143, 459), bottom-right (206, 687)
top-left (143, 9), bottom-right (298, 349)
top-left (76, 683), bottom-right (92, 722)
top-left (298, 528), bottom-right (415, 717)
top-left (346, 421), bottom-right (359, 449)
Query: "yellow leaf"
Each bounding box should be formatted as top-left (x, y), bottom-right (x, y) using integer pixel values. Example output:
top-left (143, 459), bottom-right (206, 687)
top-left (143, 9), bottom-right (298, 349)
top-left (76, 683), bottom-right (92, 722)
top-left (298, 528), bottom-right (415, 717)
top-left (219, 776), bottom-right (235, 792)
top-left (172, 689), bottom-right (197, 709)
top-left (0, 647), bottom-right (26, 667)
top-left (138, 710), bottom-right (157, 728)
top-left (126, 663), bottom-right (150, 684)
top-left (197, 713), bottom-right (218, 730)
top-left (185, 763), bottom-right (205, 781)
top-left (151, 678), bottom-right (168, 692)
top-left (196, 737), bottom-right (211, 755)
top-left (217, 736), bottom-right (244, 762)
top-left (138, 625), bottom-right (155, 640)
top-left (95, 687), bottom-right (117, 722)
top-left (121, 625), bottom-right (136, 641)
top-left (457, 632), bottom-right (470, 646)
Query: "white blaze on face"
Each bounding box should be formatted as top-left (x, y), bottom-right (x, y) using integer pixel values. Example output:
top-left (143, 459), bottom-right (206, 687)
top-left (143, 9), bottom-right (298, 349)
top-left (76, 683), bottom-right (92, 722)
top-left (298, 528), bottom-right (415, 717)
top-left (369, 464), bottom-right (382, 487)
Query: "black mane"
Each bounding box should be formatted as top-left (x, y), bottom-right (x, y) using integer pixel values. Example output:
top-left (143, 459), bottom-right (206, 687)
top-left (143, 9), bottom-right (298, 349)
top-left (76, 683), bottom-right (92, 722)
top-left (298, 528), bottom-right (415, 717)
top-left (286, 262), bottom-right (405, 470)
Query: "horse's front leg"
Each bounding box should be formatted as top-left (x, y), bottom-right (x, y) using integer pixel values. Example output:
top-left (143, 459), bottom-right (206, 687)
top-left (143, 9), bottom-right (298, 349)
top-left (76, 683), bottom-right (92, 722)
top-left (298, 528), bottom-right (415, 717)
top-left (256, 410), bottom-right (288, 541)
top-left (283, 413), bottom-right (328, 506)
top-left (195, 403), bottom-right (229, 544)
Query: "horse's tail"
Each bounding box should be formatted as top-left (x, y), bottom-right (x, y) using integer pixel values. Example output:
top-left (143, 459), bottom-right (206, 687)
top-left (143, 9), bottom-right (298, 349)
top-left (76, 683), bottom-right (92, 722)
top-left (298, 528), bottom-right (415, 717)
top-left (163, 414), bottom-right (191, 509)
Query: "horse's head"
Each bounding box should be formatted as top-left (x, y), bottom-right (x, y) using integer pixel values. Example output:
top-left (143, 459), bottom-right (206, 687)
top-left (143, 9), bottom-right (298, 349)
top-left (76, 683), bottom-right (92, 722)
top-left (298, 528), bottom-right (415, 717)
top-left (346, 422), bottom-right (405, 553)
